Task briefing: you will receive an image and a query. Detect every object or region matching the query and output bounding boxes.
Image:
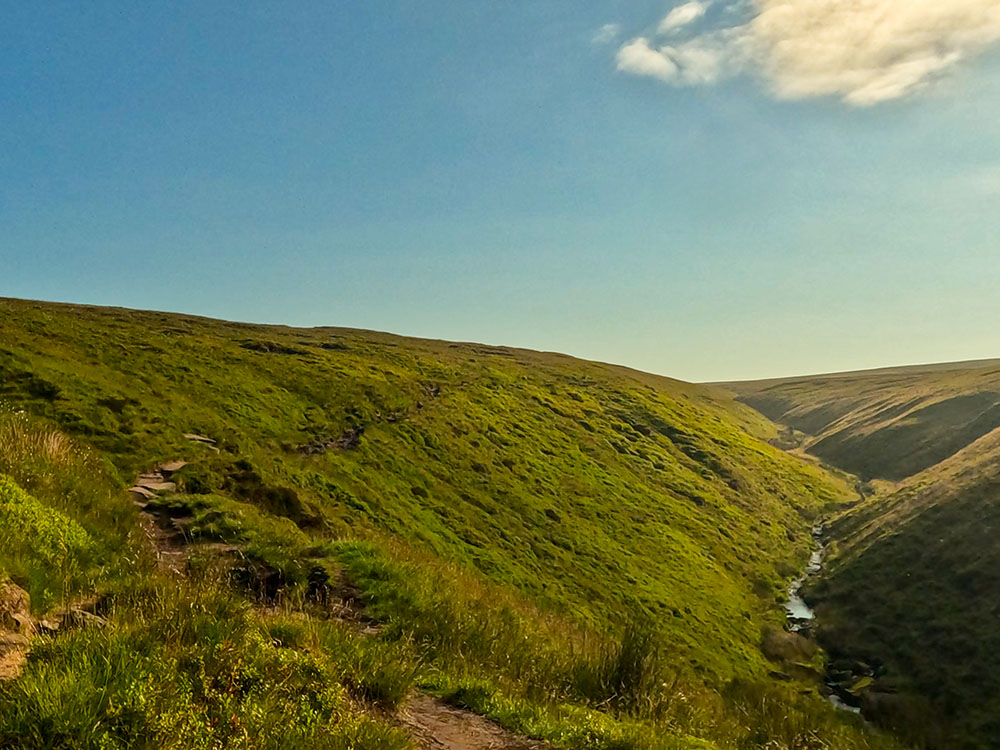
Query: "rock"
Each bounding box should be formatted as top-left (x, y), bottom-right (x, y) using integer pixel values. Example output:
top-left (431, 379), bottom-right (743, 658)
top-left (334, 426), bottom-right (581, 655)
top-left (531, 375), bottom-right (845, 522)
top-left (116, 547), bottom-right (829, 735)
top-left (158, 460), bottom-right (188, 474)
top-left (853, 660), bottom-right (874, 677)
top-left (0, 632), bottom-right (29, 654)
top-left (138, 481), bottom-right (177, 493)
top-left (761, 628), bottom-right (818, 663)
top-left (129, 485), bottom-right (157, 503)
top-left (56, 609), bottom-right (107, 630)
top-left (184, 433), bottom-right (216, 445)
top-left (848, 675), bottom-right (874, 695)
top-left (0, 580), bottom-right (30, 631)
top-left (12, 613), bottom-right (34, 635)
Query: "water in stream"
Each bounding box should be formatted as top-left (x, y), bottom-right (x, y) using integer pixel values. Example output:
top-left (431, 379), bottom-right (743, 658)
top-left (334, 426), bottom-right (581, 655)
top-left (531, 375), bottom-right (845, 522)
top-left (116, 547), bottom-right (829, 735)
top-left (784, 546), bottom-right (824, 627)
top-left (784, 526), bottom-right (862, 715)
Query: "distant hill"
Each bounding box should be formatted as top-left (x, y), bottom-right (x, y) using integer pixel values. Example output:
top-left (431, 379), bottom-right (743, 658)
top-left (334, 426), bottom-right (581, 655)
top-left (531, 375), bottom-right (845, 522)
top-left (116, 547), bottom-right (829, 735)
top-left (720, 359), bottom-right (1000, 481)
top-left (725, 358), bottom-right (1000, 748)
top-left (0, 297), bottom-right (894, 750)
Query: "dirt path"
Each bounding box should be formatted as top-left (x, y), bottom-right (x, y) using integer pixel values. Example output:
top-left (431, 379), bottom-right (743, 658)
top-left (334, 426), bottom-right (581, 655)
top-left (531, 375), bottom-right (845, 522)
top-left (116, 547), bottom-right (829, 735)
top-left (400, 695), bottom-right (548, 750)
top-left (131, 456), bottom-right (547, 749)
top-left (129, 461), bottom-right (197, 574)
top-left (0, 579), bottom-right (32, 681)
top-left (0, 633), bottom-right (29, 681)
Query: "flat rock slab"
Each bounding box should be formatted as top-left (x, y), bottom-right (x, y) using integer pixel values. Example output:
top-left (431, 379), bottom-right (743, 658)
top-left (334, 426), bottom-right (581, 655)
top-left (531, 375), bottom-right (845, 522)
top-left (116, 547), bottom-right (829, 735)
top-left (184, 433), bottom-right (216, 444)
top-left (129, 486), bottom-right (157, 501)
top-left (400, 695), bottom-right (548, 750)
top-left (138, 481), bottom-right (177, 493)
top-left (158, 460), bottom-right (188, 473)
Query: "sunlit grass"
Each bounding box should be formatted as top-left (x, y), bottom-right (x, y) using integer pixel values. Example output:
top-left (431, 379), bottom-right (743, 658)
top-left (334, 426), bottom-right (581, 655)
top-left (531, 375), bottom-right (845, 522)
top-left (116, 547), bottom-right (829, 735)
top-left (0, 299), bottom-right (912, 749)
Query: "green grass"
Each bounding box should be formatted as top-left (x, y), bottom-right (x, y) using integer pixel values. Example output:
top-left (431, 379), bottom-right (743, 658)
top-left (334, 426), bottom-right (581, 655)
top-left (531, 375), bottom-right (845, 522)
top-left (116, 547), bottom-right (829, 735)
top-left (0, 421), bottom-right (412, 749)
top-left (725, 359), bottom-right (1000, 748)
top-left (0, 474), bottom-right (94, 605)
top-left (0, 297), bottom-right (905, 749)
top-left (0, 578), bottom-right (413, 750)
top-left (0, 412), bottom-right (139, 611)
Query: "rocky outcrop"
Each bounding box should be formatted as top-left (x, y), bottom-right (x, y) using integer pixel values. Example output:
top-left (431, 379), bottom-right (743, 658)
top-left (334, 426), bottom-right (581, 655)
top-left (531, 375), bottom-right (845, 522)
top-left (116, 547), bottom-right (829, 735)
top-left (0, 578), bottom-right (32, 681)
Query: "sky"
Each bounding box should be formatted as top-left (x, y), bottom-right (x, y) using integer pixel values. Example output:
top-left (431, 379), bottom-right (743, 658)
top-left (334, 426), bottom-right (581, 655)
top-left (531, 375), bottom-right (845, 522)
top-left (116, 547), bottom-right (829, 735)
top-left (2, 1), bottom-right (999, 382)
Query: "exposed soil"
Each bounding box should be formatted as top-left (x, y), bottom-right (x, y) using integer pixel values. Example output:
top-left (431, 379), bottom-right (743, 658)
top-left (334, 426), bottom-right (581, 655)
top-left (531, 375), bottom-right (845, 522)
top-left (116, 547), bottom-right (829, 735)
top-left (400, 695), bottom-right (548, 750)
top-left (0, 581), bottom-right (105, 682)
top-left (0, 579), bottom-right (32, 681)
top-left (0, 633), bottom-right (28, 681)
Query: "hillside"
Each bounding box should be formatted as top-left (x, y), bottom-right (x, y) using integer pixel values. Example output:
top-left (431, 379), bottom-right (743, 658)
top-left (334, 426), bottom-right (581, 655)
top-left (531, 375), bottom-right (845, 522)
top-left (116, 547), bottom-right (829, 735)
top-left (725, 360), bottom-right (1000, 748)
top-left (0, 297), bottom-right (899, 750)
top-left (720, 361), bottom-right (1000, 481)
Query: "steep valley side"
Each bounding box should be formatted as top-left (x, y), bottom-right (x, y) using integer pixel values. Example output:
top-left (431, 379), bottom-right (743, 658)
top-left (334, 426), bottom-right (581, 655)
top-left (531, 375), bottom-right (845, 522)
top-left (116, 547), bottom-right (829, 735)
top-left (725, 360), bottom-right (1000, 749)
top-left (0, 298), bottom-right (900, 750)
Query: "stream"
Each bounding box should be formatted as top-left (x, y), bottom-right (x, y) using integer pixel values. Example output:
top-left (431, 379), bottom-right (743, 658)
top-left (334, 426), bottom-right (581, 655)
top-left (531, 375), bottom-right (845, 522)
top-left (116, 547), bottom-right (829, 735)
top-left (784, 525), bottom-right (862, 715)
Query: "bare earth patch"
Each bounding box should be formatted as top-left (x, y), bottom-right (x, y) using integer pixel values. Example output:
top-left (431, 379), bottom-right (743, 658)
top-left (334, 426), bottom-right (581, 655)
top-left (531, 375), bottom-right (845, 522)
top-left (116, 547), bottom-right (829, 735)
top-left (400, 694), bottom-right (548, 750)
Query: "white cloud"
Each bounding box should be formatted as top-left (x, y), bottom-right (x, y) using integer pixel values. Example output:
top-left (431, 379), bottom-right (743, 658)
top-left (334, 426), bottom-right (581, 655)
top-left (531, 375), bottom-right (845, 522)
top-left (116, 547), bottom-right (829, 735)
top-left (592, 23), bottom-right (622, 45)
top-left (617, 38), bottom-right (679, 81)
top-left (616, 0), bottom-right (1000, 105)
top-left (658, 2), bottom-right (710, 34)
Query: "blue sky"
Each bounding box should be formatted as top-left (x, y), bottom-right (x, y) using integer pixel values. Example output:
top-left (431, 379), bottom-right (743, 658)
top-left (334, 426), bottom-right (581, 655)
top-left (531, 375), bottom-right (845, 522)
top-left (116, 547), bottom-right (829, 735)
top-left (2, 1), bottom-right (999, 381)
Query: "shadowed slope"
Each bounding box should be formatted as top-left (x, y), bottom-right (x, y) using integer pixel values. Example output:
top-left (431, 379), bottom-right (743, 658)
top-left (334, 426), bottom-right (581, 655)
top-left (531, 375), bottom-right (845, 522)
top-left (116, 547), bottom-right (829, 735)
top-left (813, 428), bottom-right (1000, 747)
top-left (724, 359), bottom-right (1000, 748)
top-left (721, 361), bottom-right (1000, 480)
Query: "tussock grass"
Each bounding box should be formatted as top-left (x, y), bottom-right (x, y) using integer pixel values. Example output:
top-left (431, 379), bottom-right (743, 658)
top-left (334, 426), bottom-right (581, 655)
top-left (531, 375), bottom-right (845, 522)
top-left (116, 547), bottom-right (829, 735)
top-left (0, 412), bottom-right (410, 749)
top-left (0, 577), bottom-right (412, 750)
top-left (0, 474), bottom-right (94, 606)
top-left (333, 539), bottom-right (906, 750)
top-left (0, 411), bottom-right (140, 609)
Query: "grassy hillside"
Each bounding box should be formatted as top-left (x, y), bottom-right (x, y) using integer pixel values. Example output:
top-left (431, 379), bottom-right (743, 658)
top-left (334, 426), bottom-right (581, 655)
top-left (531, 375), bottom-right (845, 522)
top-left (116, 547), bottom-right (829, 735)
top-left (810, 429), bottom-right (1000, 749)
top-left (0, 297), bottom-right (899, 749)
top-left (726, 360), bottom-right (1000, 748)
top-left (0, 414), bottom-right (414, 749)
top-left (721, 361), bottom-right (1000, 481)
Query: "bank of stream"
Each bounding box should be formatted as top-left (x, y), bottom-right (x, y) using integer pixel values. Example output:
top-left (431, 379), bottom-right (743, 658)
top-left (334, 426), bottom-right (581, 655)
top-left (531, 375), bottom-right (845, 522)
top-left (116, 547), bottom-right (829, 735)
top-left (784, 524), bottom-right (864, 715)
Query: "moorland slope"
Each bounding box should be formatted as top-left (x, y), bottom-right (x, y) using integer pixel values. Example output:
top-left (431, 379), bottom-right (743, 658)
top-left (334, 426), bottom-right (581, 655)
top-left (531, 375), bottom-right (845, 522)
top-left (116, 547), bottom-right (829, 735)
top-left (725, 360), bottom-right (1000, 748)
top-left (0, 297), bottom-right (898, 750)
top-left (722, 361), bottom-right (1000, 481)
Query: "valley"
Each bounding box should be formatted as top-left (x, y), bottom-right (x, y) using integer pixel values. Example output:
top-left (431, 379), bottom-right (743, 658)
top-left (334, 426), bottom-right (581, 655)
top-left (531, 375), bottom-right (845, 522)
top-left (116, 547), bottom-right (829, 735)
top-left (2, 297), bottom-right (997, 749)
top-left (724, 360), bottom-right (1000, 748)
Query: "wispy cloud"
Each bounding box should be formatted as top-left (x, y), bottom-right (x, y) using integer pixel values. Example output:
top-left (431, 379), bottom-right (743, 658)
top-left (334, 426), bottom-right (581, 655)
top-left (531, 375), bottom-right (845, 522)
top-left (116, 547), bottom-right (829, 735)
top-left (614, 0), bottom-right (1000, 105)
top-left (617, 38), bottom-right (678, 81)
top-left (592, 23), bottom-right (622, 46)
top-left (658, 2), bottom-right (710, 34)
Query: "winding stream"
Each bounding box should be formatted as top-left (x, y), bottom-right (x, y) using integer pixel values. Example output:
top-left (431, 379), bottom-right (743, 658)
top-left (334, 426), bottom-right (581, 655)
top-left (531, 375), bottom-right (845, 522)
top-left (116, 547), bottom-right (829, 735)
top-left (784, 525), bottom-right (862, 715)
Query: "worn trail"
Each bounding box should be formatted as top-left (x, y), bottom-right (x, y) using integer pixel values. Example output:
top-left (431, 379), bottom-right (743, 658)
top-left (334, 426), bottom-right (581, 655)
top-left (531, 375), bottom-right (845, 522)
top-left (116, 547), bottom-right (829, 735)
top-left (131, 452), bottom-right (549, 749)
top-left (400, 695), bottom-right (548, 750)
